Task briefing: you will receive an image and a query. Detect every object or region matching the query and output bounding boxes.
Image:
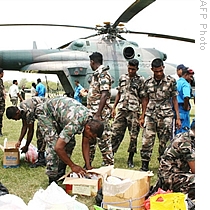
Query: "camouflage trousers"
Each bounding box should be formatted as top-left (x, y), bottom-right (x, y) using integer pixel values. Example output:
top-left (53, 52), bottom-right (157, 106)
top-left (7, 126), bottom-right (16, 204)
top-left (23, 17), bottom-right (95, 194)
top-left (36, 124), bottom-right (46, 152)
top-left (159, 172), bottom-right (195, 200)
top-left (111, 110), bottom-right (140, 153)
top-left (89, 117), bottom-right (114, 166)
top-left (0, 98), bottom-right (5, 130)
top-left (37, 113), bottom-right (76, 178)
top-left (140, 115), bottom-right (173, 161)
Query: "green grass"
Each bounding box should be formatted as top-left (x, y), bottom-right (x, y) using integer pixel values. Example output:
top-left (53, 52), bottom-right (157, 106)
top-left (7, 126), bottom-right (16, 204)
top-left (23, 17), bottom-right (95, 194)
top-left (0, 95), bottom-right (195, 209)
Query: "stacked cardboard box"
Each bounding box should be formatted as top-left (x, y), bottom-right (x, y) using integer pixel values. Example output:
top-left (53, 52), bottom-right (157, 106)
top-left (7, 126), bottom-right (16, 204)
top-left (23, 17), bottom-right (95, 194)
top-left (0, 140), bottom-right (20, 168)
top-left (63, 165), bottom-right (113, 196)
top-left (102, 168), bottom-right (153, 210)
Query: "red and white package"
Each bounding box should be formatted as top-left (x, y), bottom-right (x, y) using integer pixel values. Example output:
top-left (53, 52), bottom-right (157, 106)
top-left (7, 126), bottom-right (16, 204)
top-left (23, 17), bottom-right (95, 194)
top-left (25, 146), bottom-right (38, 163)
top-left (20, 139), bottom-right (38, 164)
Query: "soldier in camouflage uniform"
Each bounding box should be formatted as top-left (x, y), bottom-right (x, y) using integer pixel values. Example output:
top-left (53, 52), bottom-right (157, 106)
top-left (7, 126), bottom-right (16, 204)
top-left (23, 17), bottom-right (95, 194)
top-left (35, 97), bottom-right (104, 184)
top-left (6, 97), bottom-right (48, 167)
top-left (158, 120), bottom-right (195, 200)
top-left (139, 58), bottom-right (181, 171)
top-left (87, 52), bottom-right (114, 166)
top-left (111, 59), bottom-right (144, 168)
top-left (0, 68), bottom-right (5, 136)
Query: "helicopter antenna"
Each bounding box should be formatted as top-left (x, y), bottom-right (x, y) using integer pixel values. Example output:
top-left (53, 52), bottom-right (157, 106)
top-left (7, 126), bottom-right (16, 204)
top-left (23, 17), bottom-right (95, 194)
top-left (33, 41), bottom-right (37, 49)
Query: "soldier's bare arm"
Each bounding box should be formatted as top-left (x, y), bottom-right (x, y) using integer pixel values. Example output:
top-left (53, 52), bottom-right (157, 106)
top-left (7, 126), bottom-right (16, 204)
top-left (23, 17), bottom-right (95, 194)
top-left (172, 95), bottom-right (181, 130)
top-left (111, 91), bottom-right (120, 118)
top-left (139, 97), bottom-right (149, 127)
top-left (21, 122), bottom-right (35, 153)
top-left (82, 136), bottom-right (92, 170)
top-left (94, 90), bottom-right (109, 120)
top-left (188, 160), bottom-right (195, 174)
top-left (15, 119), bottom-right (28, 148)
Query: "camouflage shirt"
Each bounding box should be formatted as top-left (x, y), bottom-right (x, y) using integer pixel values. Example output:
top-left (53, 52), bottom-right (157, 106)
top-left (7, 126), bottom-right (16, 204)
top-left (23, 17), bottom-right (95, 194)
top-left (20, 97), bottom-right (48, 124)
top-left (87, 65), bottom-right (112, 117)
top-left (158, 131), bottom-right (195, 177)
top-left (39, 97), bottom-right (92, 143)
top-left (117, 73), bottom-right (144, 112)
top-left (142, 75), bottom-right (178, 117)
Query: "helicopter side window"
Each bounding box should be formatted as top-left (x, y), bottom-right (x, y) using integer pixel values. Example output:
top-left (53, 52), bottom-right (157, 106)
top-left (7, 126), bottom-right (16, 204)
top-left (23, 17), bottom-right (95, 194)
top-left (123, 47), bottom-right (135, 59)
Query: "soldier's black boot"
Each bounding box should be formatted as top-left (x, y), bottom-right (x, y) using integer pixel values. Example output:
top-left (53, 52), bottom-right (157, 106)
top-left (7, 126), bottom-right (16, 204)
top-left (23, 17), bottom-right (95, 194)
top-left (49, 176), bottom-right (58, 185)
top-left (127, 152), bottom-right (134, 168)
top-left (140, 161), bottom-right (149, 171)
top-left (57, 160), bottom-right (67, 180)
top-left (30, 152), bottom-right (46, 168)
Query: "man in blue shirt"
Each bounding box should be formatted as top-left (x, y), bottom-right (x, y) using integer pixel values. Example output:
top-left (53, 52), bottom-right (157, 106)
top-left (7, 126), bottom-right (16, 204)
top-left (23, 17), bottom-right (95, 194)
top-left (35, 78), bottom-right (46, 97)
top-left (175, 68), bottom-right (194, 134)
top-left (74, 80), bottom-right (84, 103)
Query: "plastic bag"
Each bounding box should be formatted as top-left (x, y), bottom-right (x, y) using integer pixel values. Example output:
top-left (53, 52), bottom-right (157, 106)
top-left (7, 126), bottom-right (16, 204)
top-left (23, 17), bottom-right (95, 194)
top-left (25, 145), bottom-right (38, 164)
top-left (27, 181), bottom-right (88, 210)
top-left (0, 194), bottom-right (28, 210)
top-left (144, 188), bottom-right (172, 210)
top-left (150, 192), bottom-right (187, 210)
top-left (20, 139), bottom-right (38, 163)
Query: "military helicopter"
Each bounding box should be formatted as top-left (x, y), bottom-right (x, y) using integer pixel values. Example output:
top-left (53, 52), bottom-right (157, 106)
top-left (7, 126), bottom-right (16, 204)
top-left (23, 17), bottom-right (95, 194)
top-left (0, 0), bottom-right (195, 102)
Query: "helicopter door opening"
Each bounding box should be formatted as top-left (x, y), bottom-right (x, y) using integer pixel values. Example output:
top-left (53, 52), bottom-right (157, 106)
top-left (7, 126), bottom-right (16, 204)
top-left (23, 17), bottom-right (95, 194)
top-left (123, 47), bottom-right (135, 59)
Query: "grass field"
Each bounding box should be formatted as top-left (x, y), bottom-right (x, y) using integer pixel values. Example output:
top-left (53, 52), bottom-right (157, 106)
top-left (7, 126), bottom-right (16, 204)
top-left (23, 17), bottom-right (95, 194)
top-left (0, 94), bottom-right (195, 209)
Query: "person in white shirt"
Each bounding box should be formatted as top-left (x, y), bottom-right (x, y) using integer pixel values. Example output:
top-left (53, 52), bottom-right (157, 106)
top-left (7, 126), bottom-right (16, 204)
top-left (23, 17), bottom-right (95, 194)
top-left (8, 80), bottom-right (23, 106)
top-left (31, 82), bottom-right (36, 97)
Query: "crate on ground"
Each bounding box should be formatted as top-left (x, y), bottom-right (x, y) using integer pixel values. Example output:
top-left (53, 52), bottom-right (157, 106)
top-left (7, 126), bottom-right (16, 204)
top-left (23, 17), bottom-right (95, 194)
top-left (0, 138), bottom-right (20, 168)
top-left (62, 165), bottom-right (113, 197)
top-left (102, 168), bottom-right (153, 210)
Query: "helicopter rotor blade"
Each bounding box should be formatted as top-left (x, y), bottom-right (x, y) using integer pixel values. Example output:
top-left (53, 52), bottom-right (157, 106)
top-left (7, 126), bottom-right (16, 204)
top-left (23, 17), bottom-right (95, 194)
top-left (127, 30), bottom-right (195, 43)
top-left (0, 23), bottom-right (96, 30)
top-left (112, 0), bottom-right (156, 28)
top-left (57, 33), bottom-right (100, 49)
top-left (57, 42), bottom-right (73, 49)
top-left (80, 33), bottom-right (99, 39)
top-left (116, 34), bottom-right (127, 40)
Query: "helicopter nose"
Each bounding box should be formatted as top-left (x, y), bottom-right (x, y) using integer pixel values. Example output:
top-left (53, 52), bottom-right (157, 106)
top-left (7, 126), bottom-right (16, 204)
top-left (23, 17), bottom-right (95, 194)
top-left (162, 53), bottom-right (167, 61)
top-left (158, 51), bottom-right (167, 61)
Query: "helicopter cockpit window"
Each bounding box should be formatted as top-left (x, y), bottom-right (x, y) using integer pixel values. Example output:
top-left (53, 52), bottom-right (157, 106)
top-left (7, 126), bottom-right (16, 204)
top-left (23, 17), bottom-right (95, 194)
top-left (86, 41), bottom-right (90, 46)
top-left (123, 47), bottom-right (135, 59)
top-left (68, 67), bottom-right (87, 76)
top-left (163, 53), bottom-right (167, 61)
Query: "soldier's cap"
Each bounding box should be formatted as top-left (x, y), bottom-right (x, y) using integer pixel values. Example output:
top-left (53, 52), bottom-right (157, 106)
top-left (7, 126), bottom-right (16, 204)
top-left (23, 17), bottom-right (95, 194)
top-left (177, 64), bottom-right (188, 70)
top-left (182, 68), bottom-right (195, 75)
top-left (187, 69), bottom-right (195, 75)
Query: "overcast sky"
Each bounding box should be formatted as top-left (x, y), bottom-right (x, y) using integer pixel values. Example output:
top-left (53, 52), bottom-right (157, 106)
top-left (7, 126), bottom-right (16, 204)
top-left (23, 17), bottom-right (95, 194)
top-left (0, 0), bottom-right (197, 82)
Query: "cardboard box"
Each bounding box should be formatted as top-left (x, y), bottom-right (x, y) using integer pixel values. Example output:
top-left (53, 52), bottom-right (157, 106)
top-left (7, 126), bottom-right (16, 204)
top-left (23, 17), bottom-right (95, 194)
top-left (102, 168), bottom-right (153, 210)
top-left (1, 141), bottom-right (20, 168)
top-left (63, 165), bottom-right (113, 196)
